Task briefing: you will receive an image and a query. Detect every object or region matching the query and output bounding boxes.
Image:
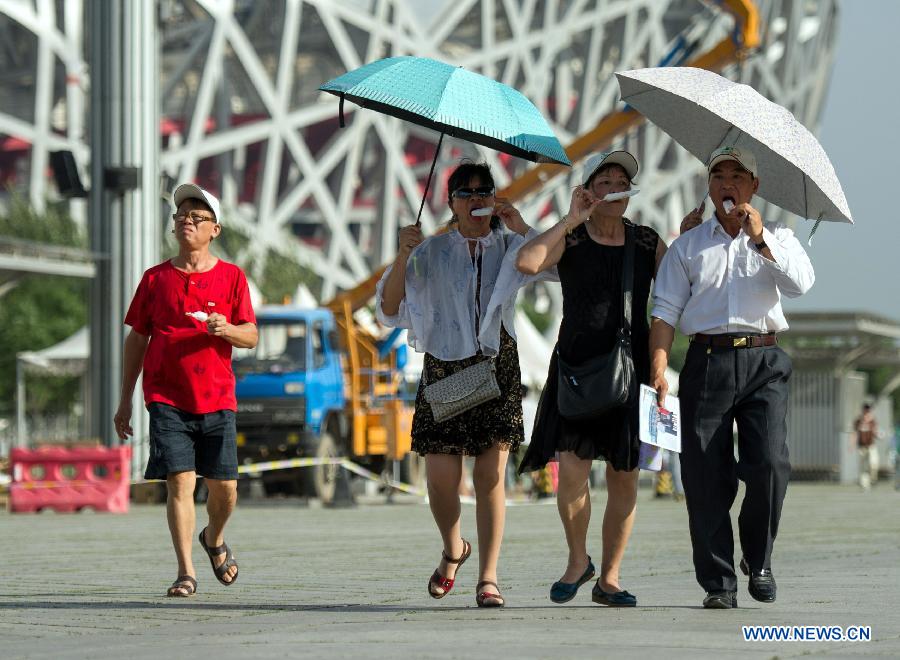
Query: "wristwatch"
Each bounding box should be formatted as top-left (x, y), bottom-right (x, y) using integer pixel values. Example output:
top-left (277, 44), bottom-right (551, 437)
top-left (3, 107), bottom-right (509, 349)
top-left (754, 240), bottom-right (768, 251)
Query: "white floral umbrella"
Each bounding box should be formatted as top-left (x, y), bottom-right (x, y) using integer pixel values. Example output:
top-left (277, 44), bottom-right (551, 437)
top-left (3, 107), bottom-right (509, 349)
top-left (615, 67), bottom-right (852, 232)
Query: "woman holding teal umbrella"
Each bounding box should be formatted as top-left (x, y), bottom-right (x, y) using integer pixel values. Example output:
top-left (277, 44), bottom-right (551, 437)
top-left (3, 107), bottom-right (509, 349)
top-left (377, 162), bottom-right (538, 608)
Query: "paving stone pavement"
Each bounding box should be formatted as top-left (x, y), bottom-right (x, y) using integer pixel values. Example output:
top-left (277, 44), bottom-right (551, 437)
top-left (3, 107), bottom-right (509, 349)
top-left (2, 482), bottom-right (899, 659)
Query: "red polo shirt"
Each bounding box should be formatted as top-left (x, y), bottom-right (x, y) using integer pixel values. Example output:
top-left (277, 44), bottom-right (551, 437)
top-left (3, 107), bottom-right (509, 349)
top-left (124, 259), bottom-right (256, 414)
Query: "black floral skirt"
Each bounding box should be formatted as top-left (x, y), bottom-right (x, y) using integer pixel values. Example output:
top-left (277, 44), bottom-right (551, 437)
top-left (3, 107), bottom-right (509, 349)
top-left (411, 326), bottom-right (524, 456)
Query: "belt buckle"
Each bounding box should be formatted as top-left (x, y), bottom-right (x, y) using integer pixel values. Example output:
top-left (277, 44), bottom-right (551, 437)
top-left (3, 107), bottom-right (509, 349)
top-left (732, 336), bottom-right (748, 348)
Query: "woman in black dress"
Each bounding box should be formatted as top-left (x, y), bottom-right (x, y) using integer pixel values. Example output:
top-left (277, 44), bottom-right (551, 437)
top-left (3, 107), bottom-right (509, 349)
top-left (516, 151), bottom-right (667, 606)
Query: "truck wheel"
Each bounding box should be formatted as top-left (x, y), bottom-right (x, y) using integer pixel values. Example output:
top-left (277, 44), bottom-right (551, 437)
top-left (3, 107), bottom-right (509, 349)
top-left (314, 431), bottom-right (340, 504)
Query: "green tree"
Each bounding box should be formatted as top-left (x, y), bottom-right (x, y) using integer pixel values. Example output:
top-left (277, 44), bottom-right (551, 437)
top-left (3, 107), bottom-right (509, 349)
top-left (207, 219), bottom-right (319, 304)
top-left (0, 197), bottom-right (87, 416)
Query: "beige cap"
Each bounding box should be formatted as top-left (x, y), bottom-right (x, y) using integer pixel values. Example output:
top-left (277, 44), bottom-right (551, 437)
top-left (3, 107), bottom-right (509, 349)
top-left (707, 145), bottom-right (758, 179)
top-left (173, 183), bottom-right (221, 223)
top-left (583, 150), bottom-right (639, 184)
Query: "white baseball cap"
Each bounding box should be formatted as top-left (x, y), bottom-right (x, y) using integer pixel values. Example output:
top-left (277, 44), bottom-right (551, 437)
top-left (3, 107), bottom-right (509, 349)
top-left (707, 146), bottom-right (758, 179)
top-left (583, 150), bottom-right (639, 184)
top-left (173, 183), bottom-right (221, 223)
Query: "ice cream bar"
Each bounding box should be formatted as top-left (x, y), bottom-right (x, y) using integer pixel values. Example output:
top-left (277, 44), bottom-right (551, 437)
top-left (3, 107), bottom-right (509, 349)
top-left (471, 207), bottom-right (493, 217)
top-left (723, 199), bottom-right (735, 213)
top-left (186, 311), bottom-right (209, 322)
top-left (603, 189), bottom-right (639, 202)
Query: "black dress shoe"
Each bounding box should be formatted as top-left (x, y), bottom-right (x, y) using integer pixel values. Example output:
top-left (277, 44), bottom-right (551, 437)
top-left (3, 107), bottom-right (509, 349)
top-left (703, 591), bottom-right (737, 609)
top-left (740, 558), bottom-right (776, 603)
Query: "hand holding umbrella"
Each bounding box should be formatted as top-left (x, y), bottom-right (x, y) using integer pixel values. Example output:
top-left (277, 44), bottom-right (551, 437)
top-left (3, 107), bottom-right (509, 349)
top-left (680, 201), bottom-right (706, 235)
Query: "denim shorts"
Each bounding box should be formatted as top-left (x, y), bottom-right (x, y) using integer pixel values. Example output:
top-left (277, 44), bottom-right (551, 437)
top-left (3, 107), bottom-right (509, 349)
top-left (145, 402), bottom-right (239, 480)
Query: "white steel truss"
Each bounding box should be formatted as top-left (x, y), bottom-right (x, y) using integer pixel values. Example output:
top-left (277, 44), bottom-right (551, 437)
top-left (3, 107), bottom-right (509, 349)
top-left (0, 0), bottom-right (839, 310)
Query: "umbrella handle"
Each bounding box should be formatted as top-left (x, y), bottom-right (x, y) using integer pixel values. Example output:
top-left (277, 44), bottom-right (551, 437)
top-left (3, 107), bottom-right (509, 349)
top-left (807, 213), bottom-right (824, 246)
top-left (415, 132), bottom-right (444, 227)
top-left (697, 191), bottom-right (708, 211)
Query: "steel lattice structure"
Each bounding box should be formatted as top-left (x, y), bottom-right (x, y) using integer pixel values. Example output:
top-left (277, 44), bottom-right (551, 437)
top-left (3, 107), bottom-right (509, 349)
top-left (1, 0), bottom-right (839, 298)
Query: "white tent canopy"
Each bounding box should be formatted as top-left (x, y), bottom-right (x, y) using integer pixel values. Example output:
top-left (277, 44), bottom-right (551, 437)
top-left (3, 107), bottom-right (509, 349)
top-left (15, 327), bottom-right (89, 448)
top-left (17, 326), bottom-right (89, 376)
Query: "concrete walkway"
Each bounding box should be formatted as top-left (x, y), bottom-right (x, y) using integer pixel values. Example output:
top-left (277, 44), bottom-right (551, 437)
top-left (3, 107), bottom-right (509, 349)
top-left (1, 483), bottom-right (898, 659)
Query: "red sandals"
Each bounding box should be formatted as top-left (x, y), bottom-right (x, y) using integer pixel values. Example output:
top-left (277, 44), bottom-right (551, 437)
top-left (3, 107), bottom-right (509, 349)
top-left (427, 539), bottom-right (472, 599)
top-left (476, 580), bottom-right (505, 608)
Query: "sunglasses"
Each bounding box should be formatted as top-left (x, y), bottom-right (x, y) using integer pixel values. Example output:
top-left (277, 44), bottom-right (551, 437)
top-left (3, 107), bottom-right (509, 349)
top-left (173, 212), bottom-right (215, 226)
top-left (452, 186), bottom-right (495, 200)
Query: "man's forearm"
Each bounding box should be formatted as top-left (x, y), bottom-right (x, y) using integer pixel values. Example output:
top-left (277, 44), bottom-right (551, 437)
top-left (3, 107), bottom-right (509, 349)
top-left (224, 322), bottom-right (258, 349)
top-left (120, 330), bottom-right (149, 402)
top-left (649, 317), bottom-right (676, 375)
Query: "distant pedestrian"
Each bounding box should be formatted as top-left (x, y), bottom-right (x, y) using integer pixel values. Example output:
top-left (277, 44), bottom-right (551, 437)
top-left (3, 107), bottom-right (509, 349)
top-left (854, 403), bottom-right (880, 490)
top-left (114, 183), bottom-right (257, 597)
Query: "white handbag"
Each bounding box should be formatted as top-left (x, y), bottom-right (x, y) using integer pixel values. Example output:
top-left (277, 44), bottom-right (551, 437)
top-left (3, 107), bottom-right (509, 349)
top-left (423, 359), bottom-right (500, 423)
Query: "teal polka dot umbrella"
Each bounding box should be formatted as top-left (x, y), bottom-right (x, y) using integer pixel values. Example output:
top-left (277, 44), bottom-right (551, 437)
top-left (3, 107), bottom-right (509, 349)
top-left (320, 56), bottom-right (571, 223)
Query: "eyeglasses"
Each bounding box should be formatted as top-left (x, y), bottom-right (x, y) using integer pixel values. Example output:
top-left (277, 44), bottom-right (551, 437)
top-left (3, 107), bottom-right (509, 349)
top-left (452, 186), bottom-right (495, 200)
top-left (173, 212), bottom-right (215, 226)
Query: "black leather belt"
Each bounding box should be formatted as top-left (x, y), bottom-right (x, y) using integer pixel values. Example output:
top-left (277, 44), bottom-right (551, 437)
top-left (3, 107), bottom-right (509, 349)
top-left (691, 332), bottom-right (777, 348)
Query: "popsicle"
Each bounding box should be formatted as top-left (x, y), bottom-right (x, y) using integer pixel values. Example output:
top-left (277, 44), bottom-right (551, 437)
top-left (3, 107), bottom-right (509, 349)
top-left (471, 207), bottom-right (493, 217)
top-left (603, 189), bottom-right (639, 202)
top-left (186, 311), bottom-right (209, 322)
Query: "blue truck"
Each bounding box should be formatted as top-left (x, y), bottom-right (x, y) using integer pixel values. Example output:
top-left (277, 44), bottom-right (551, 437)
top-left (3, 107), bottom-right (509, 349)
top-left (232, 304), bottom-right (415, 502)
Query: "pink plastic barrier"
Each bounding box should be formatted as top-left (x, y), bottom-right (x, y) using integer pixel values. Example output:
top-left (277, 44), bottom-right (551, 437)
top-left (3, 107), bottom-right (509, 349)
top-left (10, 445), bottom-right (131, 513)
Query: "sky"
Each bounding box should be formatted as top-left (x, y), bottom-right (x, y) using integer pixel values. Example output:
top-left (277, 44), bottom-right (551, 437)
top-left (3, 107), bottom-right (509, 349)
top-left (780, 1), bottom-right (900, 319)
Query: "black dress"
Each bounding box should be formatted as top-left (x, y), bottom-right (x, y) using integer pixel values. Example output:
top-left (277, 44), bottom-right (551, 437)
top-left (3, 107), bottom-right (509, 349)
top-left (519, 219), bottom-right (659, 473)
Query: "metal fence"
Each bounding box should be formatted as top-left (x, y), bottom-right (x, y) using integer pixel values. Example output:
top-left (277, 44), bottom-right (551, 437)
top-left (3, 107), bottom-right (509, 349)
top-left (786, 369), bottom-right (896, 484)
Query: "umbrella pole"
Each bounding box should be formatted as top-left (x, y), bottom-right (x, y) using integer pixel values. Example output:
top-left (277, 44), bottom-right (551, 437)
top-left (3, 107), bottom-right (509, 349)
top-left (415, 132), bottom-right (444, 227)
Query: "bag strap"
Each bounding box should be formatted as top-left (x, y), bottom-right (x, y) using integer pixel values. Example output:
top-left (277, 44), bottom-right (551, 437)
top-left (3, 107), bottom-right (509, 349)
top-left (620, 222), bottom-right (635, 339)
top-left (425, 354), bottom-right (494, 385)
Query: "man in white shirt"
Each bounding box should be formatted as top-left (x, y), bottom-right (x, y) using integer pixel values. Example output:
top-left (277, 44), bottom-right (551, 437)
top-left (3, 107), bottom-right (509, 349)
top-left (649, 146), bottom-right (815, 609)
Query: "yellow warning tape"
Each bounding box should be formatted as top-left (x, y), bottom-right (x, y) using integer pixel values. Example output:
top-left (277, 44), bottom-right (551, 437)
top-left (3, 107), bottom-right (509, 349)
top-left (238, 456), bottom-right (344, 476)
top-left (3, 457), bottom-right (541, 505)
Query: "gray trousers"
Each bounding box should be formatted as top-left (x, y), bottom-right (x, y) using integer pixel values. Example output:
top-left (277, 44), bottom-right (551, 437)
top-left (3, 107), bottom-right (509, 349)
top-left (678, 342), bottom-right (792, 593)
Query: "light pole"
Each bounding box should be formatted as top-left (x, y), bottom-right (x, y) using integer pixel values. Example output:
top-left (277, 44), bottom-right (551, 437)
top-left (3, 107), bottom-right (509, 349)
top-left (87, 0), bottom-right (159, 477)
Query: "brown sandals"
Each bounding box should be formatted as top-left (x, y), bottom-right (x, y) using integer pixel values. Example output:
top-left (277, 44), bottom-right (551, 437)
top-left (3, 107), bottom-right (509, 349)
top-left (428, 539), bottom-right (472, 598)
top-left (167, 575), bottom-right (197, 597)
top-left (199, 527), bottom-right (239, 586)
top-left (476, 580), bottom-right (505, 608)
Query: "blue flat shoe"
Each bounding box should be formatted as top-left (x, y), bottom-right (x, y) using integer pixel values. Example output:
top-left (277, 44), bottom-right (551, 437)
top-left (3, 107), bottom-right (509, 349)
top-left (591, 581), bottom-right (637, 607)
top-left (550, 557), bottom-right (596, 603)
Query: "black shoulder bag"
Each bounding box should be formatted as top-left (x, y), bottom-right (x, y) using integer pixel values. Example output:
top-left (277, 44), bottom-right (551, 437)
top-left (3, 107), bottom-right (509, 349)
top-left (556, 223), bottom-right (637, 421)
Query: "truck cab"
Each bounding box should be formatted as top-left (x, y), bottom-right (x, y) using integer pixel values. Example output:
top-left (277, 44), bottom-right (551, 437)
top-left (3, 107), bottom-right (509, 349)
top-left (233, 307), bottom-right (345, 495)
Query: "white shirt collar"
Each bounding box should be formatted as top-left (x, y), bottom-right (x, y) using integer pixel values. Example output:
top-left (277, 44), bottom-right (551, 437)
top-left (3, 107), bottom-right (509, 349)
top-left (449, 227), bottom-right (500, 248)
top-left (708, 214), bottom-right (750, 241)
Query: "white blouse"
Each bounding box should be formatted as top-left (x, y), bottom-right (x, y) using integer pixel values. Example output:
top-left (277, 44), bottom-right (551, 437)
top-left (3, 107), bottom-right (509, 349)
top-left (376, 227), bottom-right (553, 360)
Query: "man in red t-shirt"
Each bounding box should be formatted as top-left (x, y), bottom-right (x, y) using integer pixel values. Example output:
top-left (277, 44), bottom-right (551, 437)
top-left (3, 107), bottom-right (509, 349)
top-left (114, 183), bottom-right (257, 597)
